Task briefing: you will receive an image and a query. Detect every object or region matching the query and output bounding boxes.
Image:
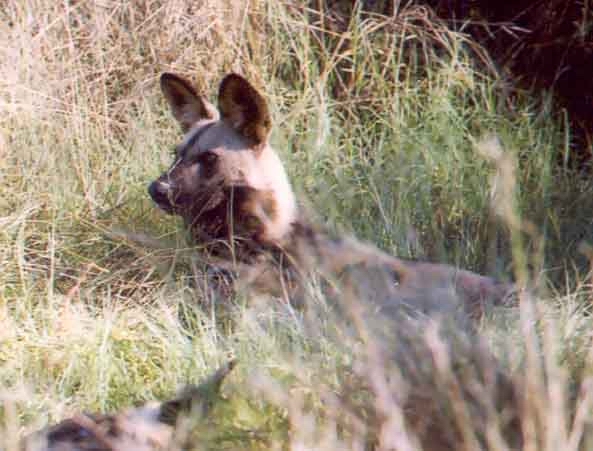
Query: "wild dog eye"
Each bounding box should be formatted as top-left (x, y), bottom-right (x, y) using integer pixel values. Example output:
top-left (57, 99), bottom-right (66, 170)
top-left (197, 151), bottom-right (219, 166)
top-left (196, 151), bottom-right (219, 177)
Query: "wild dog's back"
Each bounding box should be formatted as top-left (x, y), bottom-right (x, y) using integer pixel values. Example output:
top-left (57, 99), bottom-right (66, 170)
top-left (148, 72), bottom-right (514, 321)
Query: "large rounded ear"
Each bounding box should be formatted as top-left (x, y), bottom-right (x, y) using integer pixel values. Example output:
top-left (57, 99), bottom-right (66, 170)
top-left (217, 73), bottom-right (271, 147)
top-left (160, 73), bottom-right (219, 132)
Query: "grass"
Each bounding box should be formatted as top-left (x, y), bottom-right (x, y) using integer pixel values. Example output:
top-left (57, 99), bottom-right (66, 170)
top-left (2, 0), bottom-right (593, 449)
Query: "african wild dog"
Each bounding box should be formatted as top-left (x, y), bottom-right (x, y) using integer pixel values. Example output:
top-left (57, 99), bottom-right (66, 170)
top-left (22, 361), bottom-right (235, 451)
top-left (149, 72), bottom-right (513, 319)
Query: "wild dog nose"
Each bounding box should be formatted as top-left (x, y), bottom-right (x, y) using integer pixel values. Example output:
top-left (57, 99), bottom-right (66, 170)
top-left (148, 180), bottom-right (164, 198)
top-left (148, 180), bottom-right (173, 205)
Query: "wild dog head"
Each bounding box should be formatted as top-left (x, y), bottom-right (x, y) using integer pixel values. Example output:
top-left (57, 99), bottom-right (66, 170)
top-left (149, 73), bottom-right (297, 258)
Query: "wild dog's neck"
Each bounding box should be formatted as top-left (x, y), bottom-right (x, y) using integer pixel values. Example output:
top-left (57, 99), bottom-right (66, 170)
top-left (184, 154), bottom-right (299, 262)
top-left (248, 145), bottom-right (298, 244)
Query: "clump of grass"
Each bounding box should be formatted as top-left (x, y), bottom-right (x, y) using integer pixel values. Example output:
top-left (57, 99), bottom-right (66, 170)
top-left (2, 1), bottom-right (593, 450)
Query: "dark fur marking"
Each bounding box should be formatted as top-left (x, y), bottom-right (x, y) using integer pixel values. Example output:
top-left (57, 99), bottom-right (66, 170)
top-left (179, 122), bottom-right (216, 157)
top-left (180, 185), bottom-right (281, 262)
top-left (218, 74), bottom-right (271, 145)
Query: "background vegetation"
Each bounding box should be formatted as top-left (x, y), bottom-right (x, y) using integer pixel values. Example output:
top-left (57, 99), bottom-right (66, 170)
top-left (1, 1), bottom-right (593, 449)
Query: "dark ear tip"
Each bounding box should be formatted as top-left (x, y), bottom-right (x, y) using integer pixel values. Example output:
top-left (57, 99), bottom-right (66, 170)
top-left (221, 72), bottom-right (247, 83)
top-left (160, 72), bottom-right (177, 87)
top-left (219, 72), bottom-right (254, 93)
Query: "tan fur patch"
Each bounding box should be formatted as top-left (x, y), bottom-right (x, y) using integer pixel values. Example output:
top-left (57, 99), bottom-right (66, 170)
top-left (150, 72), bottom-right (514, 319)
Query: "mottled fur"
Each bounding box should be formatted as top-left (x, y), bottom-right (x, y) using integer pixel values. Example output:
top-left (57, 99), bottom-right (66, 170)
top-left (149, 72), bottom-right (514, 319)
top-left (22, 361), bottom-right (235, 451)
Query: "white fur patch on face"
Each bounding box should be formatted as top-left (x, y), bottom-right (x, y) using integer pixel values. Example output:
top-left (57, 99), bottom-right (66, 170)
top-left (189, 123), bottom-right (298, 244)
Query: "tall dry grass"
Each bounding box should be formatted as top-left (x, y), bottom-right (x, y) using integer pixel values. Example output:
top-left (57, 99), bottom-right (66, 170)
top-left (2, 1), bottom-right (593, 450)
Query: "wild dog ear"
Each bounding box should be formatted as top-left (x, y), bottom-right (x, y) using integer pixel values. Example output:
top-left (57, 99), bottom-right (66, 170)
top-left (160, 73), bottom-right (219, 132)
top-left (218, 73), bottom-right (271, 147)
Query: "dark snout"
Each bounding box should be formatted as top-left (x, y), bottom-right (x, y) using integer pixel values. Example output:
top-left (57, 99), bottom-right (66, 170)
top-left (148, 179), bottom-right (174, 213)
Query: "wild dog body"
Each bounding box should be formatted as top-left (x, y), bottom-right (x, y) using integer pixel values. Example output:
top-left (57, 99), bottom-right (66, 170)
top-left (22, 362), bottom-right (235, 451)
top-left (149, 73), bottom-right (512, 318)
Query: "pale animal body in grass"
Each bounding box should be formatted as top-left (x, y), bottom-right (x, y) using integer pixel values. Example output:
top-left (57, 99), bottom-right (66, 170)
top-left (149, 72), bottom-right (514, 320)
